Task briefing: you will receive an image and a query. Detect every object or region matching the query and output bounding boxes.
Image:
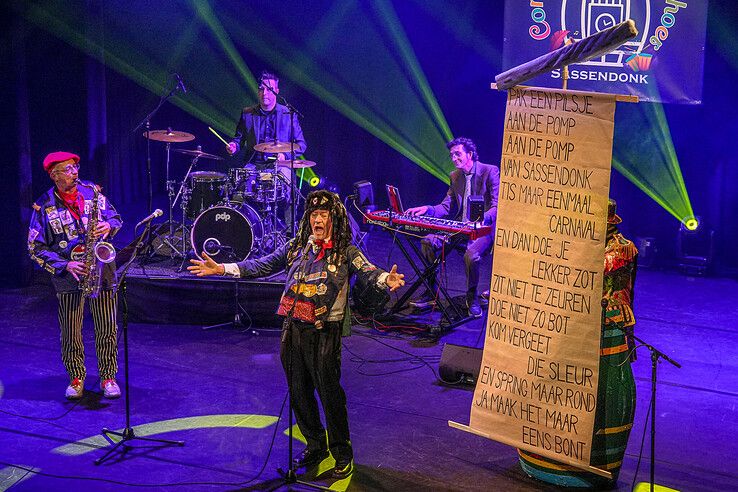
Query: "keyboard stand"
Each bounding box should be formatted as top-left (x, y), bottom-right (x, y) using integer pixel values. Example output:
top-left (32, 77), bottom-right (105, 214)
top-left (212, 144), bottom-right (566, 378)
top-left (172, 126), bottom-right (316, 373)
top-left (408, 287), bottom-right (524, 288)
top-left (388, 230), bottom-right (473, 332)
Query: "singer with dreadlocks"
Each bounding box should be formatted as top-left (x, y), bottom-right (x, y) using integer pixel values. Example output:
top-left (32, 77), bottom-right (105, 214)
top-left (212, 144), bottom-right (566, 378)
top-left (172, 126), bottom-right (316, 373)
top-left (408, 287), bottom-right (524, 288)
top-left (188, 190), bottom-right (405, 479)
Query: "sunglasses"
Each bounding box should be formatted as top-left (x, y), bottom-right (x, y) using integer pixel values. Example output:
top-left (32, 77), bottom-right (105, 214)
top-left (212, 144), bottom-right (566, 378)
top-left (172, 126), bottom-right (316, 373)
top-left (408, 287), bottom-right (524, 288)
top-left (53, 163), bottom-right (80, 175)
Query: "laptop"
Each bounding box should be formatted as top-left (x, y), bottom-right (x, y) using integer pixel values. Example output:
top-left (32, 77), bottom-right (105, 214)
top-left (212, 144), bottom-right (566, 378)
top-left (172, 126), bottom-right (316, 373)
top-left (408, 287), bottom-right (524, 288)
top-left (386, 184), bottom-right (404, 214)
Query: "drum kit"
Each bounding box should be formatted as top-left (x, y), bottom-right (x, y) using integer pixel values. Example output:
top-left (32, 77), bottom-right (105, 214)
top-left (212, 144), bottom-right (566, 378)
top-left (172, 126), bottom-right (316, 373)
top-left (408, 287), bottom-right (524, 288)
top-left (143, 129), bottom-right (316, 264)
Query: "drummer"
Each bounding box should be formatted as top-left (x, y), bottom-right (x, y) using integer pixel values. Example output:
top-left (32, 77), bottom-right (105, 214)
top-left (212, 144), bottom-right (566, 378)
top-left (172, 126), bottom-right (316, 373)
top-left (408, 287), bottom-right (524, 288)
top-left (227, 71), bottom-right (307, 220)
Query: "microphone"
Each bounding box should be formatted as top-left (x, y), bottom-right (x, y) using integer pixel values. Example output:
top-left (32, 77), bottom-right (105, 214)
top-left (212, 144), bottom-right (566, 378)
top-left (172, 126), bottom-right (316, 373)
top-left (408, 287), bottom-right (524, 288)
top-left (135, 209), bottom-right (163, 229)
top-left (300, 235), bottom-right (316, 255)
top-left (174, 73), bottom-right (187, 94)
top-left (204, 240), bottom-right (235, 255)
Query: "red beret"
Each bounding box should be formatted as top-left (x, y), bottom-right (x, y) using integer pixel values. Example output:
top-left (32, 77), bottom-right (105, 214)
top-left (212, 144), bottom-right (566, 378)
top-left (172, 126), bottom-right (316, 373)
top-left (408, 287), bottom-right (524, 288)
top-left (43, 151), bottom-right (80, 173)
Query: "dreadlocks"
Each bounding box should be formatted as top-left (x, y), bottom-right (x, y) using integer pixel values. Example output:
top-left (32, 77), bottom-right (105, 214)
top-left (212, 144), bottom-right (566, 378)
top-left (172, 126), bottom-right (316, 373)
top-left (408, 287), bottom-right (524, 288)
top-left (287, 190), bottom-right (353, 265)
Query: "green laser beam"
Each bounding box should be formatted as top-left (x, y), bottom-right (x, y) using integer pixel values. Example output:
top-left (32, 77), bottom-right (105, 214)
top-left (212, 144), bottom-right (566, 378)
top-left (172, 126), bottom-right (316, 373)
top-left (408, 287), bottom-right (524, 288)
top-left (408, 0), bottom-right (503, 68)
top-left (190, 0), bottom-right (259, 98)
top-left (214, 2), bottom-right (453, 182)
top-left (613, 81), bottom-right (694, 224)
top-left (707, 3), bottom-right (738, 71)
top-left (20, 1), bottom-right (460, 185)
top-left (21, 3), bottom-right (235, 135)
top-left (371, 0), bottom-right (453, 140)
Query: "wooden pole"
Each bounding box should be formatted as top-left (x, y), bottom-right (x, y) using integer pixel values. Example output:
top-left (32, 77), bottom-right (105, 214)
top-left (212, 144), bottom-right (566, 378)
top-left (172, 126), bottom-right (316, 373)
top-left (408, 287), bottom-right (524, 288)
top-left (489, 83), bottom-right (640, 104)
top-left (495, 19), bottom-right (638, 90)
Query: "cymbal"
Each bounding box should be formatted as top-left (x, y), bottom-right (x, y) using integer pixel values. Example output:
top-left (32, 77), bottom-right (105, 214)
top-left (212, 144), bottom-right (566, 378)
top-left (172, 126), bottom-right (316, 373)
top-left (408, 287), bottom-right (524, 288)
top-left (143, 129), bottom-right (195, 142)
top-left (275, 159), bottom-right (316, 169)
top-left (174, 148), bottom-right (224, 161)
top-left (253, 141), bottom-right (295, 153)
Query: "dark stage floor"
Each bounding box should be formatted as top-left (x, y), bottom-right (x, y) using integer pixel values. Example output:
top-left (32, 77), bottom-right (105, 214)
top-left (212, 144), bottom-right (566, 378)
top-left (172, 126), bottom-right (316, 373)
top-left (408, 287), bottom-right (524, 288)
top-left (1, 233), bottom-right (737, 491)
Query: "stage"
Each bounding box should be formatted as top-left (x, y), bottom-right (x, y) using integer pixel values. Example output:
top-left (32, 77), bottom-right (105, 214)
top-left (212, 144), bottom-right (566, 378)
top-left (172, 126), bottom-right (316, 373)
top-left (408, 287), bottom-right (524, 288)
top-left (0, 234), bottom-right (736, 491)
top-left (3, 2), bottom-right (738, 489)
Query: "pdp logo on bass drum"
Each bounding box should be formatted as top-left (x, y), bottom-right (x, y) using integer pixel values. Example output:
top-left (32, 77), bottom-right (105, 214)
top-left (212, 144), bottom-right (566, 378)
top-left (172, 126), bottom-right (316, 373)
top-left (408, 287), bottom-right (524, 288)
top-left (215, 212), bottom-right (231, 222)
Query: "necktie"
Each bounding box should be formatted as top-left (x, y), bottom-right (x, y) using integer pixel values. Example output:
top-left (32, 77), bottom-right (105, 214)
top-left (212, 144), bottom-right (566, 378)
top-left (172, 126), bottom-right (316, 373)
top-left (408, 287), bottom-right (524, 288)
top-left (461, 173), bottom-right (472, 222)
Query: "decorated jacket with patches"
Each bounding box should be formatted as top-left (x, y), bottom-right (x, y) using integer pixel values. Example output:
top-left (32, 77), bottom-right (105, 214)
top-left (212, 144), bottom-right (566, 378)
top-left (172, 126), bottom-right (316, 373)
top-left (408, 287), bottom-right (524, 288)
top-left (28, 183), bottom-right (122, 293)
top-left (236, 241), bottom-right (387, 335)
top-left (603, 231), bottom-right (638, 360)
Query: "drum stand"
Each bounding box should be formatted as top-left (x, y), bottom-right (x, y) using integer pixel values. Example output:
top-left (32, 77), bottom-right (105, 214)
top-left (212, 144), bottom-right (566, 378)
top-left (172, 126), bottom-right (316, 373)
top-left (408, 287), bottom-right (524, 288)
top-left (164, 141), bottom-right (178, 247)
top-left (259, 170), bottom-right (294, 256)
top-left (160, 156), bottom-right (199, 265)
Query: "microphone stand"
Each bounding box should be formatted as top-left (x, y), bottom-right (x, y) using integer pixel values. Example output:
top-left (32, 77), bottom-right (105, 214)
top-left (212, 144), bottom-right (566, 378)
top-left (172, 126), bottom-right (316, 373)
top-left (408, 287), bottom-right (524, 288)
top-left (270, 242), bottom-right (330, 492)
top-left (264, 84), bottom-right (303, 239)
top-left (603, 300), bottom-right (681, 491)
top-left (132, 78), bottom-right (182, 216)
top-left (282, 97), bottom-right (302, 239)
top-left (95, 218), bottom-right (185, 465)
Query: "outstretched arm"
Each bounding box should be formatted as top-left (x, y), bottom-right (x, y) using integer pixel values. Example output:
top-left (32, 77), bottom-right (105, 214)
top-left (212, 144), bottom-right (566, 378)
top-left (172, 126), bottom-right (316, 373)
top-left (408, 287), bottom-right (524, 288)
top-left (187, 252), bottom-right (224, 277)
top-left (385, 264), bottom-right (405, 292)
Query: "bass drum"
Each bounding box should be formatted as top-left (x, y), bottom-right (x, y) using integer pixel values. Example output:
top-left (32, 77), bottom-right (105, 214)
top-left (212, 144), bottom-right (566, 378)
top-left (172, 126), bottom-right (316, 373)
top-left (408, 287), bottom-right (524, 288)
top-left (190, 205), bottom-right (264, 263)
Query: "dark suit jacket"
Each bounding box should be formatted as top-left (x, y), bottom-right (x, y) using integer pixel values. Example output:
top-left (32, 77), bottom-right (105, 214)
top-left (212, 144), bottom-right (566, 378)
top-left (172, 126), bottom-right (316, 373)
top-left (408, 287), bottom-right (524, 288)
top-left (231, 103), bottom-right (307, 163)
top-left (427, 161), bottom-right (500, 226)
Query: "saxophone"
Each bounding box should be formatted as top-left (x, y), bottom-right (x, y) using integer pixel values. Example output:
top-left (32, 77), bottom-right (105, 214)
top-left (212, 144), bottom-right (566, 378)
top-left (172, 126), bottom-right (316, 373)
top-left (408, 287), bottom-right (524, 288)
top-left (76, 180), bottom-right (116, 298)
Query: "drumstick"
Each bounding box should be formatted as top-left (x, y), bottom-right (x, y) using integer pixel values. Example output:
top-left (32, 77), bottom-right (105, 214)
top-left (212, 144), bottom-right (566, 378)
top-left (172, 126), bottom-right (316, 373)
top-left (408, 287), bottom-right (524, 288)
top-left (208, 126), bottom-right (229, 146)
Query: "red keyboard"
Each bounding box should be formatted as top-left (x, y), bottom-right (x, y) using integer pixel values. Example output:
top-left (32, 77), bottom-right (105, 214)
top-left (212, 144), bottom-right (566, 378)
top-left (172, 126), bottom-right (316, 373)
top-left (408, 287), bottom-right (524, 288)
top-left (364, 210), bottom-right (492, 240)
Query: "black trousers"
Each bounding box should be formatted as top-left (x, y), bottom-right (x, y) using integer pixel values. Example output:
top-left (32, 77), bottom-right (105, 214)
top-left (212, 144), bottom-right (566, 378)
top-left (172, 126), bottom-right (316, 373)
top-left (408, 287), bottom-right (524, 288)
top-left (280, 320), bottom-right (352, 462)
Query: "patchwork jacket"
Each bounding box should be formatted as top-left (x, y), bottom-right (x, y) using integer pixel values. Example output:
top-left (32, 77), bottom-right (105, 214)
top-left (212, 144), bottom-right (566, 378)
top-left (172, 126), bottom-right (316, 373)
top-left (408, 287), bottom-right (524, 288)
top-left (28, 182), bottom-right (122, 293)
top-left (235, 241), bottom-right (388, 335)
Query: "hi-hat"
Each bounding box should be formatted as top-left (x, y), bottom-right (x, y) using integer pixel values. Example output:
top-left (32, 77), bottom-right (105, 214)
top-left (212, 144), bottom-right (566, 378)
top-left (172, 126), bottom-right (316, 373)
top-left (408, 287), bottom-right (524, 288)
top-left (275, 159), bottom-right (316, 169)
top-left (143, 129), bottom-right (195, 142)
top-left (174, 148), bottom-right (224, 161)
top-left (253, 141), bottom-right (295, 153)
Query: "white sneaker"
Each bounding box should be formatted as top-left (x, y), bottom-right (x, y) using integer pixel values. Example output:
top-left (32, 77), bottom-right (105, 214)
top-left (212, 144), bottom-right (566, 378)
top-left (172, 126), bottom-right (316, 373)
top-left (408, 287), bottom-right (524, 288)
top-left (65, 378), bottom-right (84, 400)
top-left (101, 379), bottom-right (121, 399)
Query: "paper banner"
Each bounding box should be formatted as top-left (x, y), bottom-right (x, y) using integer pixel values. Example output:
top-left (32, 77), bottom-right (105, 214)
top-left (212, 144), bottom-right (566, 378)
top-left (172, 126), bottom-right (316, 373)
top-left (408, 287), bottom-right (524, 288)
top-left (468, 86), bottom-right (615, 469)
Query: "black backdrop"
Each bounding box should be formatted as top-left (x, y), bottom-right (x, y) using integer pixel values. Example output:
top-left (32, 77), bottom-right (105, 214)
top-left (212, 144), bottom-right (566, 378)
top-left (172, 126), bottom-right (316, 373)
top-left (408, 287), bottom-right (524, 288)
top-left (3, 1), bottom-right (737, 286)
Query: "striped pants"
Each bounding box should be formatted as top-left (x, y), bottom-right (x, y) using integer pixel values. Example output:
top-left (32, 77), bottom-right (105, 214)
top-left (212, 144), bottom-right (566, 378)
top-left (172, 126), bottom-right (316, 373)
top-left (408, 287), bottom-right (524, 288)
top-left (56, 289), bottom-right (118, 381)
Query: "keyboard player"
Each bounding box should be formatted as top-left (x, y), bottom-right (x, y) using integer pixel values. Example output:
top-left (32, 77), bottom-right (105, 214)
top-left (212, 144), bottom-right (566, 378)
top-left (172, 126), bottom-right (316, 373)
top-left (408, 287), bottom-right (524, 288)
top-left (404, 137), bottom-right (499, 317)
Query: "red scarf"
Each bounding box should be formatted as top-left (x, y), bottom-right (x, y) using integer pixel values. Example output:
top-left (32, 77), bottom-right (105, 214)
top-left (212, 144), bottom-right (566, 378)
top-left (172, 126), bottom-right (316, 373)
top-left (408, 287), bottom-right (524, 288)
top-left (313, 238), bottom-right (333, 262)
top-left (57, 188), bottom-right (85, 220)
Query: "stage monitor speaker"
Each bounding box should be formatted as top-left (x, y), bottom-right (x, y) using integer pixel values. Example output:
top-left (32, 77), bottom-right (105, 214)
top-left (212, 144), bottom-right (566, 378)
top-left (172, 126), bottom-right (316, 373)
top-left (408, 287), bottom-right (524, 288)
top-left (353, 180), bottom-right (374, 209)
top-left (468, 195), bottom-right (484, 222)
top-left (439, 343), bottom-right (483, 385)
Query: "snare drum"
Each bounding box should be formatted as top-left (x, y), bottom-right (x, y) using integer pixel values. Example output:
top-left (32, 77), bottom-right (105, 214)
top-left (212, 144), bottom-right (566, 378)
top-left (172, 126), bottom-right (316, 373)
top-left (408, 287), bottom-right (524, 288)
top-left (254, 171), bottom-right (288, 203)
top-left (186, 171), bottom-right (227, 219)
top-left (190, 204), bottom-right (264, 262)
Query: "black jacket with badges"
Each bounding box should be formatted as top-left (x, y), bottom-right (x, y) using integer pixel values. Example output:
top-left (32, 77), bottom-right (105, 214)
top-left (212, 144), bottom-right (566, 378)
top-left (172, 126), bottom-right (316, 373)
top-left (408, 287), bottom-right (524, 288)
top-left (236, 240), bottom-right (387, 336)
top-left (28, 182), bottom-right (122, 293)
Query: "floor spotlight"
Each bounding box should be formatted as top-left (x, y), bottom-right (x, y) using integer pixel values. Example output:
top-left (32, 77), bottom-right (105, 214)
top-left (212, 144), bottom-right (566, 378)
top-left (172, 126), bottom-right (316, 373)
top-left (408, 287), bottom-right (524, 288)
top-left (677, 216), bottom-right (714, 276)
top-left (682, 216), bottom-right (699, 231)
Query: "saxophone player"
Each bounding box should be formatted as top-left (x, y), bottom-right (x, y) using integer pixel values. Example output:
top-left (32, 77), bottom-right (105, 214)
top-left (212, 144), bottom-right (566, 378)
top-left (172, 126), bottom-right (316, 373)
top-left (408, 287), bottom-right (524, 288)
top-left (28, 151), bottom-right (122, 400)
